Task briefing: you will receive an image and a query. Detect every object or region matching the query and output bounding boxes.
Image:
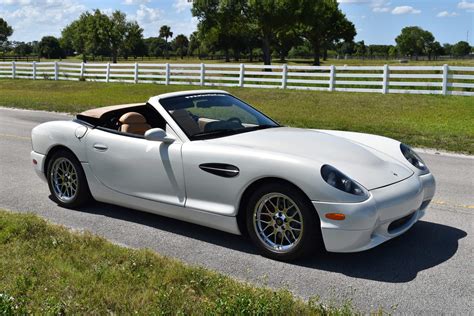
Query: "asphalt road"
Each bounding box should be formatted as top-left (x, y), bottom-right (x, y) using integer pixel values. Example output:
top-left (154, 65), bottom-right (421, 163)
top-left (0, 107), bottom-right (472, 314)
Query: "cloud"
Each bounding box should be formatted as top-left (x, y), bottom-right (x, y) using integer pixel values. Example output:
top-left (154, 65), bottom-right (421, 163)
top-left (173, 0), bottom-right (192, 13)
top-left (458, 1), bottom-right (474, 10)
top-left (122, 0), bottom-right (149, 5)
top-left (135, 4), bottom-right (162, 24)
top-left (0, 0), bottom-right (31, 4)
top-left (337, 0), bottom-right (372, 3)
top-left (0, 0), bottom-right (86, 41)
top-left (338, 0), bottom-right (392, 12)
top-left (391, 6), bottom-right (421, 15)
top-left (437, 11), bottom-right (459, 17)
top-left (373, 7), bottom-right (390, 12)
top-left (337, 0), bottom-right (390, 5)
top-left (1, 0), bottom-right (86, 24)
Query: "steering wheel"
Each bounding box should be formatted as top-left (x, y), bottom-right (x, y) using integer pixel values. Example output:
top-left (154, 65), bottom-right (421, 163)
top-left (227, 117), bottom-right (243, 125)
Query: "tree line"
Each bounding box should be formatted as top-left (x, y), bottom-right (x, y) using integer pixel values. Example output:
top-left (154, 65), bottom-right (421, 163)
top-left (0, 1), bottom-right (472, 65)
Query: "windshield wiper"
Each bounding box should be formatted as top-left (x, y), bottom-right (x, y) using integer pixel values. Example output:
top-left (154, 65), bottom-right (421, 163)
top-left (191, 129), bottom-right (239, 139)
top-left (243, 124), bottom-right (280, 131)
top-left (191, 125), bottom-right (280, 140)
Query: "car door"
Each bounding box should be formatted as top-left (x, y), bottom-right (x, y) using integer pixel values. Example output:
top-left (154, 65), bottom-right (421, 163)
top-left (85, 128), bottom-right (186, 206)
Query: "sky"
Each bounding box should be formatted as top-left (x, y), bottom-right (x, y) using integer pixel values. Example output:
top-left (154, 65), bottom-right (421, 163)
top-left (0, 0), bottom-right (473, 45)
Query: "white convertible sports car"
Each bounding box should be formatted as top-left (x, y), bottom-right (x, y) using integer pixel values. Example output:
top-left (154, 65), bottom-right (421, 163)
top-left (31, 90), bottom-right (436, 260)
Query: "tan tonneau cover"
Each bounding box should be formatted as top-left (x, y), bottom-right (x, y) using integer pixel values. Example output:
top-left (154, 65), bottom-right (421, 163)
top-left (78, 103), bottom-right (145, 119)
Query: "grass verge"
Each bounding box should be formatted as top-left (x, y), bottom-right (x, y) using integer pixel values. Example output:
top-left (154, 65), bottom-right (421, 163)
top-left (0, 79), bottom-right (472, 153)
top-left (0, 210), bottom-right (355, 315)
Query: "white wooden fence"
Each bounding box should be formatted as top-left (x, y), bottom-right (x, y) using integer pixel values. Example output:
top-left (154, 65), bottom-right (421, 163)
top-left (0, 61), bottom-right (473, 96)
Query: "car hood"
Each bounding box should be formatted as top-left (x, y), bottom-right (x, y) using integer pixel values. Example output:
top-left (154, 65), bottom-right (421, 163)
top-left (209, 127), bottom-right (413, 190)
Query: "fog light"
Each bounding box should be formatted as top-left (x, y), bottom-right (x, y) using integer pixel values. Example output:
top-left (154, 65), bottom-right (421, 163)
top-left (325, 213), bottom-right (346, 220)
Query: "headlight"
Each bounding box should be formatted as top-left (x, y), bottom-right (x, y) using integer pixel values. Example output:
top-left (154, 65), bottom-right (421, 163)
top-left (400, 143), bottom-right (428, 172)
top-left (321, 165), bottom-right (368, 197)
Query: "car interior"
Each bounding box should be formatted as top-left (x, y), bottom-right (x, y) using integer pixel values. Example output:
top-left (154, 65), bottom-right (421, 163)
top-left (76, 96), bottom-right (264, 139)
top-left (77, 103), bottom-right (167, 137)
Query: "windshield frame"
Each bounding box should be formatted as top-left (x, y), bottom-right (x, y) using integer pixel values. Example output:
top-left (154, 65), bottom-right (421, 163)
top-left (158, 93), bottom-right (280, 141)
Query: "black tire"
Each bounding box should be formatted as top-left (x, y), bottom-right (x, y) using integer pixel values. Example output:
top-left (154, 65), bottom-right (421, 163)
top-left (47, 149), bottom-right (92, 208)
top-left (245, 182), bottom-right (323, 261)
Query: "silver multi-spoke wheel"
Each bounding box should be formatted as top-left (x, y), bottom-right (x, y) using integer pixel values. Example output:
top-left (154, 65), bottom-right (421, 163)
top-left (50, 157), bottom-right (78, 203)
top-left (253, 193), bottom-right (304, 253)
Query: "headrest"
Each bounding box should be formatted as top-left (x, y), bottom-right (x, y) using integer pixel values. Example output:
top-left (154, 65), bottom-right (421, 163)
top-left (119, 112), bottom-right (147, 124)
top-left (171, 109), bottom-right (191, 117)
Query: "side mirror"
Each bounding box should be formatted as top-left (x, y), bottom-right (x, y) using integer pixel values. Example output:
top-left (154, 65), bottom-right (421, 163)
top-left (144, 128), bottom-right (176, 143)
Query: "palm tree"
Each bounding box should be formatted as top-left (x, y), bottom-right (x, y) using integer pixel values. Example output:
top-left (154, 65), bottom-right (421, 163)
top-left (159, 25), bottom-right (173, 59)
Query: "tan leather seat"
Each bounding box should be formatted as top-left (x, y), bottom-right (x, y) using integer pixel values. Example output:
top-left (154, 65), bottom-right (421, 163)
top-left (170, 109), bottom-right (201, 135)
top-left (119, 112), bottom-right (151, 135)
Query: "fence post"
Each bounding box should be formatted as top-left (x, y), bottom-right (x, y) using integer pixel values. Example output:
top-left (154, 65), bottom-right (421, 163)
top-left (80, 62), bottom-right (85, 80)
top-left (239, 63), bottom-right (245, 87)
top-left (134, 62), bottom-right (139, 83)
top-left (32, 61), bottom-right (36, 80)
top-left (382, 64), bottom-right (389, 94)
top-left (329, 65), bottom-right (335, 91)
top-left (11, 61), bottom-right (16, 79)
top-left (165, 63), bottom-right (170, 85)
top-left (54, 61), bottom-right (58, 80)
top-left (281, 64), bottom-right (288, 89)
top-left (442, 64), bottom-right (449, 96)
top-left (200, 63), bottom-right (205, 86)
top-left (106, 62), bottom-right (110, 83)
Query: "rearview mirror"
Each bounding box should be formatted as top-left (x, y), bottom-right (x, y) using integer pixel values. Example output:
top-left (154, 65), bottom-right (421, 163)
top-left (144, 128), bottom-right (176, 143)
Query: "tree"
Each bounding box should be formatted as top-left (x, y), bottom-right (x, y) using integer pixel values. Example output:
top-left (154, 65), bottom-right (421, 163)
top-left (274, 29), bottom-right (302, 62)
top-left (354, 40), bottom-right (366, 57)
top-left (85, 10), bottom-right (113, 58)
top-left (123, 21), bottom-right (146, 59)
top-left (300, 0), bottom-right (355, 65)
top-left (0, 18), bottom-right (13, 53)
top-left (13, 42), bottom-right (33, 56)
top-left (395, 26), bottom-right (435, 60)
top-left (38, 36), bottom-right (64, 59)
top-left (61, 15), bottom-right (88, 61)
top-left (159, 25), bottom-right (173, 58)
top-left (145, 37), bottom-right (166, 57)
top-left (427, 41), bottom-right (442, 60)
top-left (336, 41), bottom-right (354, 57)
top-left (388, 46), bottom-right (398, 58)
top-left (62, 10), bottom-right (144, 62)
top-left (0, 18), bottom-right (13, 43)
top-left (246, 0), bottom-right (296, 65)
top-left (452, 41), bottom-right (471, 57)
top-left (108, 11), bottom-right (130, 63)
top-left (172, 34), bottom-right (189, 59)
top-left (192, 0), bottom-right (248, 62)
top-left (442, 43), bottom-right (452, 56)
top-left (187, 32), bottom-right (200, 57)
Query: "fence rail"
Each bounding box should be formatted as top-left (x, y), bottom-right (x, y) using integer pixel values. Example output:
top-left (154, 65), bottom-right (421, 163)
top-left (0, 61), bottom-right (472, 96)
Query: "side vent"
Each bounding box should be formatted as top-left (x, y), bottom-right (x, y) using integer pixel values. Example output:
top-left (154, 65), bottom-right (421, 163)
top-left (199, 163), bottom-right (240, 178)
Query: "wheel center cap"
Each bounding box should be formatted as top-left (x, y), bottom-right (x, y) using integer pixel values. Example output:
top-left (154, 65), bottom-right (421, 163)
top-left (275, 217), bottom-right (284, 226)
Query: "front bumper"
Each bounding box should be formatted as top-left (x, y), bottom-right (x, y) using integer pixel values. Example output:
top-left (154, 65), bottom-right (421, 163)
top-left (313, 173), bottom-right (436, 252)
top-left (31, 151), bottom-right (47, 182)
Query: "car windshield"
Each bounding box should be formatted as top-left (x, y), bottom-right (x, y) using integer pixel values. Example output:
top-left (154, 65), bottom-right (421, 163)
top-left (159, 93), bottom-right (280, 140)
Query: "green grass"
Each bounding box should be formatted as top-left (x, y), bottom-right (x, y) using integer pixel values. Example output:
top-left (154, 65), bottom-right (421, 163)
top-left (0, 79), bottom-right (473, 153)
top-left (0, 210), bottom-right (356, 315)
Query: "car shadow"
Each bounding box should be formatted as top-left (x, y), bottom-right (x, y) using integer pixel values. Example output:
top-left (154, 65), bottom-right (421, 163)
top-left (294, 220), bottom-right (467, 282)
top-left (71, 199), bottom-right (466, 283)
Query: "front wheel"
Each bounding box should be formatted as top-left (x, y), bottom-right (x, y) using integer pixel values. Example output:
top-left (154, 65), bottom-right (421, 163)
top-left (245, 183), bottom-right (323, 261)
top-left (47, 149), bottom-right (92, 208)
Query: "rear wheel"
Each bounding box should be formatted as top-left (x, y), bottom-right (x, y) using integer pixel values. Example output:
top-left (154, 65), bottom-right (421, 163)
top-left (245, 182), bottom-right (323, 261)
top-left (47, 149), bottom-right (91, 208)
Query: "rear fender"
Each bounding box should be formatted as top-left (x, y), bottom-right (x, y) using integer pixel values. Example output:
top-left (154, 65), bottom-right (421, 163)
top-left (31, 120), bottom-right (89, 163)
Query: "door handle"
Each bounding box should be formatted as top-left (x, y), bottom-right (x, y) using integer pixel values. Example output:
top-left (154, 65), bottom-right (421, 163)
top-left (93, 143), bottom-right (108, 151)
